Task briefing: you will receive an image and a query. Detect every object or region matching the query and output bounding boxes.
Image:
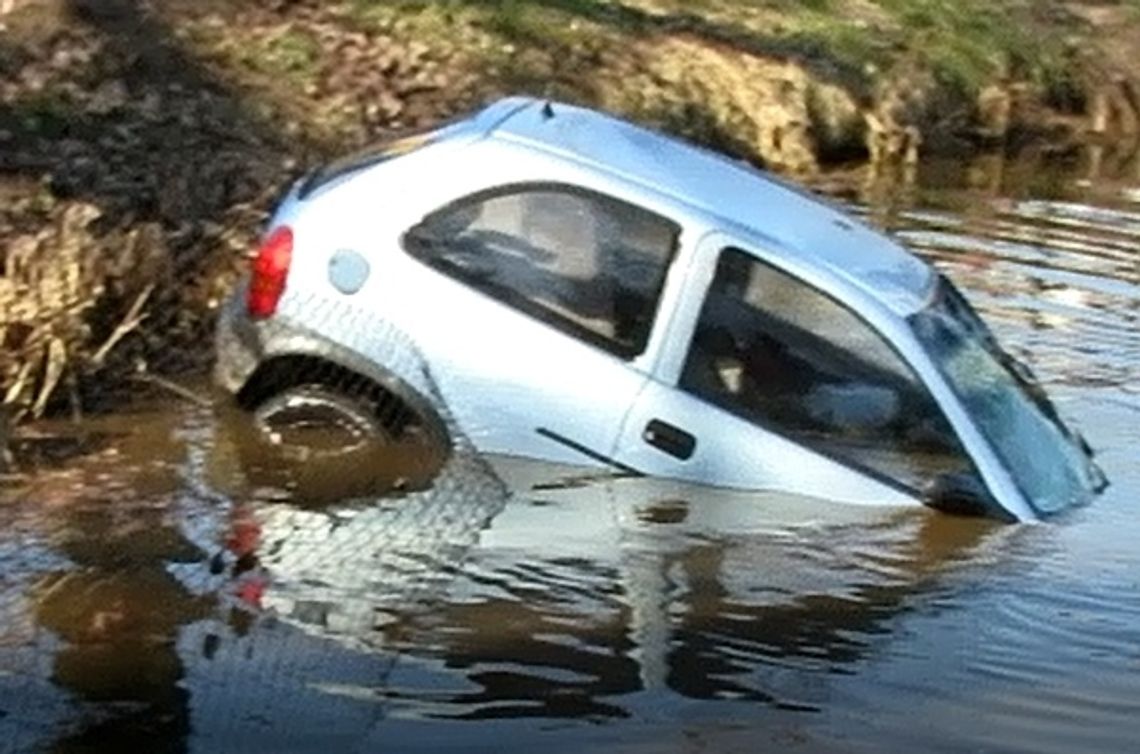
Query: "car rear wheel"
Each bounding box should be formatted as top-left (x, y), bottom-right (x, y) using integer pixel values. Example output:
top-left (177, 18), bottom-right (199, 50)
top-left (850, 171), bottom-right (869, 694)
top-left (252, 384), bottom-right (395, 460)
top-left (221, 381), bottom-right (444, 505)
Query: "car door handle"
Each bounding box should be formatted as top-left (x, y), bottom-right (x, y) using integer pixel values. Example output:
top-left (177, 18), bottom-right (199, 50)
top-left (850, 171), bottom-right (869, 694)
top-left (643, 419), bottom-right (696, 461)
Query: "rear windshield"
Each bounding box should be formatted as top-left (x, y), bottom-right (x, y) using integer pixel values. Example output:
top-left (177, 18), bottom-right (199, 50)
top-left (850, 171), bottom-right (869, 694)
top-left (297, 144), bottom-right (401, 199)
top-left (297, 118), bottom-right (467, 199)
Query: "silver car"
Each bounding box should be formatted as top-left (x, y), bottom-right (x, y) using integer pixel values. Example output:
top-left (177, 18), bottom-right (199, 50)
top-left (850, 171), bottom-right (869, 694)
top-left (215, 97), bottom-right (1105, 521)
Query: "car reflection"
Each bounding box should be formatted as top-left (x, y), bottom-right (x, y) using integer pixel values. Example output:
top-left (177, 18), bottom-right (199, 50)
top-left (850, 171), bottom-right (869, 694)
top-left (204, 423), bottom-right (1004, 721)
top-left (200, 397), bottom-right (510, 644)
top-left (374, 482), bottom-right (1000, 717)
top-left (0, 401), bottom-right (1008, 752)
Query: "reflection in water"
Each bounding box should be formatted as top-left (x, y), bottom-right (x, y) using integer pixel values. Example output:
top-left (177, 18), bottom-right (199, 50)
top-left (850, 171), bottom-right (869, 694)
top-left (372, 493), bottom-right (998, 719)
top-left (0, 147), bottom-right (1139, 752)
top-left (4, 411), bottom-right (212, 754)
top-left (3, 401), bottom-right (999, 746)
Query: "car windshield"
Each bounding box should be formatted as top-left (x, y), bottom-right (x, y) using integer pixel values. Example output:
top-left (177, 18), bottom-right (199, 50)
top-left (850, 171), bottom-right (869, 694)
top-left (908, 276), bottom-right (1102, 515)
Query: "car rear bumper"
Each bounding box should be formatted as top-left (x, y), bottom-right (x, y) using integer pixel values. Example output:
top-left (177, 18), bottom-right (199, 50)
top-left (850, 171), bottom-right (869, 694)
top-left (213, 286), bottom-right (456, 452)
top-left (214, 286), bottom-right (264, 396)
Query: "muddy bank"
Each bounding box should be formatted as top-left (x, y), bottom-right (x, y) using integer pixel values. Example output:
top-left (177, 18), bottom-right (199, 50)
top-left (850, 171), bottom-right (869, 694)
top-left (1, 0), bottom-right (1138, 431)
top-left (0, 0), bottom-right (479, 426)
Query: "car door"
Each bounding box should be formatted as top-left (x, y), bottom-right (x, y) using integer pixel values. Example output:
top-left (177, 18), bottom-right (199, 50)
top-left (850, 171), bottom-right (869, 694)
top-left (398, 182), bottom-right (685, 467)
top-left (614, 234), bottom-right (984, 508)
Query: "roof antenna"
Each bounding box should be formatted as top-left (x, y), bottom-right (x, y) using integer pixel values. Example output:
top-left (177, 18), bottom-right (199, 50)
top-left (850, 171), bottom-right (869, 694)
top-left (541, 100), bottom-right (555, 120)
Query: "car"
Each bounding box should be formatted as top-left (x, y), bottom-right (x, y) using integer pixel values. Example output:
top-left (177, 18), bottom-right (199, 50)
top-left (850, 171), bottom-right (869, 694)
top-left (214, 96), bottom-right (1106, 522)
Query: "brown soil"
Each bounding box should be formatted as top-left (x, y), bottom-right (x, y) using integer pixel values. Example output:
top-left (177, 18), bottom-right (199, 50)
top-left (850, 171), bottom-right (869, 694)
top-left (0, 0), bottom-right (490, 431)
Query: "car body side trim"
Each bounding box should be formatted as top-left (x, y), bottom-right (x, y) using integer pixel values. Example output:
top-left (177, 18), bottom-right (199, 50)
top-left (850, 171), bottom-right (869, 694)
top-left (536, 428), bottom-right (645, 476)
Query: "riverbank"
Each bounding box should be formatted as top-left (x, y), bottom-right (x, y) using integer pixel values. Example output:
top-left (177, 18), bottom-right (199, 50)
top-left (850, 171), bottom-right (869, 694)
top-left (1, 0), bottom-right (1138, 426)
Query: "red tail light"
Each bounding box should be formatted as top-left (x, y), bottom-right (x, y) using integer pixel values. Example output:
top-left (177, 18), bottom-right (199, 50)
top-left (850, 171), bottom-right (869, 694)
top-left (247, 226), bottom-right (293, 319)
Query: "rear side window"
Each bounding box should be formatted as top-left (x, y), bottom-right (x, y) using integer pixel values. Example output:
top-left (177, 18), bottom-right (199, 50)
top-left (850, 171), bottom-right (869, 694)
top-left (404, 184), bottom-right (680, 359)
top-left (680, 247), bottom-right (976, 492)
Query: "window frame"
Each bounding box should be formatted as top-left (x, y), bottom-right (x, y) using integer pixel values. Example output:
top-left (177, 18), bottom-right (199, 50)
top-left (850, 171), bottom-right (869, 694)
top-left (679, 245), bottom-right (979, 498)
top-left (401, 181), bottom-right (683, 361)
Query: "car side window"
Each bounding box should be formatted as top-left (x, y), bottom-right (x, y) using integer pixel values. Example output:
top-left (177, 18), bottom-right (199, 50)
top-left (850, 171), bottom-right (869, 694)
top-left (680, 247), bottom-right (974, 491)
top-left (404, 184), bottom-right (681, 359)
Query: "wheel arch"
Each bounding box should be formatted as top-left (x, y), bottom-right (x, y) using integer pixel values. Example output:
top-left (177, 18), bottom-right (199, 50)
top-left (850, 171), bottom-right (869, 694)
top-left (236, 347), bottom-right (451, 453)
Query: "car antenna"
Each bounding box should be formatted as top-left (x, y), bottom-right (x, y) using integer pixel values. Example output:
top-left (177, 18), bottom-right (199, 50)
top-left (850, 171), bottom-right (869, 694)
top-left (541, 100), bottom-right (555, 120)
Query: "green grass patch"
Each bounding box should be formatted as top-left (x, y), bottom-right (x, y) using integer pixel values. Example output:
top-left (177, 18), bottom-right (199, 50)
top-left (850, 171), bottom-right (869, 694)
top-left (342, 0), bottom-right (1089, 129)
top-left (871, 0), bottom-right (1070, 96)
top-left (347, 0), bottom-right (614, 99)
top-left (187, 21), bottom-right (322, 88)
top-left (257, 27), bottom-right (321, 83)
top-left (348, 0), bottom-right (606, 48)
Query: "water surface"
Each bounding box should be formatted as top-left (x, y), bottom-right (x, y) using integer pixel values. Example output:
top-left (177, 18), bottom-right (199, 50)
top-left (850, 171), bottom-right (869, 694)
top-left (1, 147), bottom-right (1138, 753)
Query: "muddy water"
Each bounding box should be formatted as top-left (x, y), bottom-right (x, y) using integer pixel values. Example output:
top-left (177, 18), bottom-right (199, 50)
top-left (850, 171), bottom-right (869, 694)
top-left (1, 148), bottom-right (1139, 753)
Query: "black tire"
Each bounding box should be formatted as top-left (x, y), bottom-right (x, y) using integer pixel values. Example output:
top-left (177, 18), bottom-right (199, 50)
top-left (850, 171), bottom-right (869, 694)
top-left (221, 384), bottom-right (443, 506)
top-left (252, 383), bottom-right (395, 460)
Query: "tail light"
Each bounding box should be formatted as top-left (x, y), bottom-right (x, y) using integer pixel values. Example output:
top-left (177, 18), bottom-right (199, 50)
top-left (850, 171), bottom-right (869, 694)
top-left (246, 226), bottom-right (293, 319)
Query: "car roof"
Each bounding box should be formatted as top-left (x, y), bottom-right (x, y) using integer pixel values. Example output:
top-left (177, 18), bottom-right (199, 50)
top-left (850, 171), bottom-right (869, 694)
top-left (466, 97), bottom-right (934, 316)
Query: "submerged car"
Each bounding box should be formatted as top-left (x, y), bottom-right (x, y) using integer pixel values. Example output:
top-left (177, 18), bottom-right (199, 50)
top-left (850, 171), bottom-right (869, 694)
top-left (215, 96), bottom-right (1105, 521)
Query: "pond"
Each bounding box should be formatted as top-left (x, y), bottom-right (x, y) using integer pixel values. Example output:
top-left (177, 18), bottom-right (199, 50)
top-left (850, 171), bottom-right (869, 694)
top-left (1, 146), bottom-right (1138, 753)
